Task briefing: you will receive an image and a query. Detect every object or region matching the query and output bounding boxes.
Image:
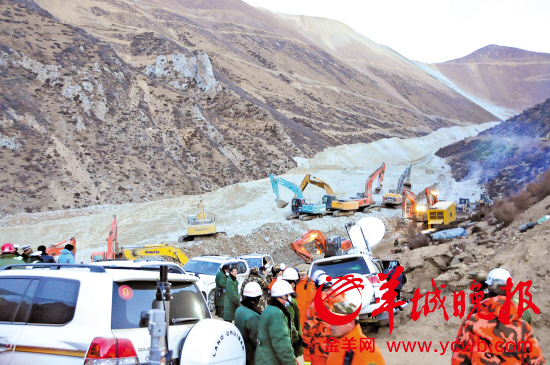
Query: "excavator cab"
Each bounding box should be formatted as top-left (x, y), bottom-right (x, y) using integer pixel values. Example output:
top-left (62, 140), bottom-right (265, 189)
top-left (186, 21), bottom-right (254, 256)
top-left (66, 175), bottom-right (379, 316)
top-left (322, 195), bottom-right (337, 209)
top-left (291, 198), bottom-right (305, 213)
top-left (325, 236), bottom-right (349, 258)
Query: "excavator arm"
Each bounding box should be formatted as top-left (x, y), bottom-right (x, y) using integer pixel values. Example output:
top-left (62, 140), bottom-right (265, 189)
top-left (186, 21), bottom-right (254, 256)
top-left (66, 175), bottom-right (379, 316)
top-left (121, 244), bottom-right (189, 266)
top-left (402, 188), bottom-right (417, 219)
top-left (290, 230), bottom-right (326, 263)
top-left (299, 174), bottom-right (336, 196)
top-left (425, 188), bottom-right (439, 207)
top-left (91, 215), bottom-right (118, 262)
top-left (397, 163), bottom-right (412, 193)
top-left (365, 163), bottom-right (385, 201)
top-left (270, 174), bottom-right (304, 208)
top-left (46, 237), bottom-right (76, 257)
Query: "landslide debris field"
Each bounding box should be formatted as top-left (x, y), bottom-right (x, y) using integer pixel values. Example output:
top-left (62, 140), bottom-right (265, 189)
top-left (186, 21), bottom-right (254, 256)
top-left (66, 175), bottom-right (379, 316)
top-left (1, 121), bottom-right (549, 362)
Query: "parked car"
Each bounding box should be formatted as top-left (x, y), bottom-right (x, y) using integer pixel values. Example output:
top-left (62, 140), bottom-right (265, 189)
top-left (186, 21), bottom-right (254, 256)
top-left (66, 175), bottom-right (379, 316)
top-left (182, 255), bottom-right (250, 312)
top-left (237, 253), bottom-right (274, 270)
top-left (309, 253), bottom-right (400, 325)
top-left (0, 263), bottom-right (245, 365)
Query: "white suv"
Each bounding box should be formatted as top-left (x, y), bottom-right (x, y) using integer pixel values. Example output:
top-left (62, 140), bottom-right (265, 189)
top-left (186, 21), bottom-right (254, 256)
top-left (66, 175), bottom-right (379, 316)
top-left (182, 256), bottom-right (250, 312)
top-left (0, 263), bottom-right (245, 365)
top-left (309, 253), bottom-right (398, 325)
top-left (237, 254), bottom-right (274, 271)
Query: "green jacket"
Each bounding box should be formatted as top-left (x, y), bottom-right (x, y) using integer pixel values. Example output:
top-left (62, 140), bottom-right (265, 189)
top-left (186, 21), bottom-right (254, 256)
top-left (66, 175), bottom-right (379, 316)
top-left (286, 297), bottom-right (303, 358)
top-left (223, 275), bottom-right (240, 321)
top-left (215, 269), bottom-right (227, 307)
top-left (235, 303), bottom-right (261, 365)
top-left (0, 253), bottom-right (25, 268)
top-left (255, 301), bottom-right (296, 365)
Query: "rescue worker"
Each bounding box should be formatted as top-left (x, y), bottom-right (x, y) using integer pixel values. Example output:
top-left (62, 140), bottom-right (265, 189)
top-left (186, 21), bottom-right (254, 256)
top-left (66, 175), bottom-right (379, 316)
top-left (266, 264), bottom-right (281, 286)
top-left (452, 268), bottom-right (545, 364)
top-left (296, 269), bottom-right (316, 365)
top-left (255, 280), bottom-right (296, 365)
top-left (394, 236), bottom-right (399, 247)
top-left (235, 282), bottom-right (263, 365)
top-left (57, 244), bottom-right (75, 264)
top-left (281, 268), bottom-right (304, 358)
top-left (303, 270), bottom-right (337, 365)
top-left (223, 267), bottom-right (240, 323)
top-left (37, 245), bottom-right (56, 263)
top-left (0, 243), bottom-right (24, 268)
top-left (215, 264), bottom-right (229, 317)
top-left (327, 290), bottom-right (386, 365)
top-left (385, 262), bottom-right (406, 300)
top-left (20, 245), bottom-right (33, 262)
top-left (241, 266), bottom-right (269, 310)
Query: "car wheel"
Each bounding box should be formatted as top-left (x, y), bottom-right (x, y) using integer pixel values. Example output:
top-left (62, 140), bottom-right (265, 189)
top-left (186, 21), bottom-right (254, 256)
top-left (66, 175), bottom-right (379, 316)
top-left (208, 290), bottom-right (215, 312)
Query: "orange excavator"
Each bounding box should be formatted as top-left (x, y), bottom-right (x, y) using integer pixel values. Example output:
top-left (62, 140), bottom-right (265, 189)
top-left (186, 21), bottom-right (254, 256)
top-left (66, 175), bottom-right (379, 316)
top-left (90, 215), bottom-right (119, 262)
top-left (291, 230), bottom-right (352, 263)
top-left (46, 237), bottom-right (76, 258)
top-left (402, 188), bottom-right (418, 220)
top-left (415, 188), bottom-right (439, 222)
top-left (351, 162), bottom-right (385, 211)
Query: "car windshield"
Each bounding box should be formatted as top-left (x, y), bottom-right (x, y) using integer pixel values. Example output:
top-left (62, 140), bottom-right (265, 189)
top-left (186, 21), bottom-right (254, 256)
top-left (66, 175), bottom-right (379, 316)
top-left (111, 281), bottom-right (209, 329)
top-left (241, 257), bottom-right (262, 269)
top-left (183, 260), bottom-right (219, 275)
top-left (311, 257), bottom-right (370, 278)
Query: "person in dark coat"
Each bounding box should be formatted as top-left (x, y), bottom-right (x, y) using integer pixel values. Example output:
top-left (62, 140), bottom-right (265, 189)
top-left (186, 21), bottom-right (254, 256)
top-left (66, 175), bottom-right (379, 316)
top-left (235, 282), bottom-right (263, 365)
top-left (37, 245), bottom-right (56, 263)
top-left (386, 263), bottom-right (406, 300)
top-left (215, 264), bottom-right (229, 317)
top-left (255, 280), bottom-right (296, 365)
top-left (223, 267), bottom-right (240, 322)
top-left (57, 244), bottom-right (75, 264)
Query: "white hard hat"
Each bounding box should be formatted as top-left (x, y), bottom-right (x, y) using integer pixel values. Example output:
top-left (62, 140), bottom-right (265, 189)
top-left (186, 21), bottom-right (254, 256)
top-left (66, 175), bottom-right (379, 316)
top-left (271, 280), bottom-right (294, 297)
top-left (280, 263), bottom-right (286, 270)
top-left (311, 270), bottom-right (326, 285)
top-left (243, 282), bottom-right (262, 298)
top-left (317, 274), bottom-right (331, 286)
top-left (486, 268), bottom-right (512, 286)
top-left (282, 268), bottom-right (299, 281)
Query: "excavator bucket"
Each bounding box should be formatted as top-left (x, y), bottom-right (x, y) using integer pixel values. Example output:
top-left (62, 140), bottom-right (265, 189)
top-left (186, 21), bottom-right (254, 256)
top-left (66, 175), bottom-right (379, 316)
top-left (374, 187), bottom-right (381, 194)
top-left (277, 200), bottom-right (289, 208)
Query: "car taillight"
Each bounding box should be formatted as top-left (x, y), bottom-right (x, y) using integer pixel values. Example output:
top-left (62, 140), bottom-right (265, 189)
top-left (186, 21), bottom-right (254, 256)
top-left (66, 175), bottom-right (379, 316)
top-left (85, 337), bottom-right (139, 365)
top-left (375, 297), bottom-right (381, 304)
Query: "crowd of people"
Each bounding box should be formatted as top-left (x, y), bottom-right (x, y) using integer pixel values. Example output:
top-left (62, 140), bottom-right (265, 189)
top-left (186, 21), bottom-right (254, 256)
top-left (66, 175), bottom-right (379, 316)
top-left (216, 264), bottom-right (545, 365)
top-left (216, 264), bottom-right (386, 365)
top-left (0, 242), bottom-right (75, 266)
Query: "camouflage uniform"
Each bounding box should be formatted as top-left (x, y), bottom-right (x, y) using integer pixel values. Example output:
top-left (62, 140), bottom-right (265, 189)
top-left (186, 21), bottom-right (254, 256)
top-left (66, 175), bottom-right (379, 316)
top-left (452, 296), bottom-right (545, 365)
top-left (303, 291), bottom-right (341, 359)
top-left (241, 267), bottom-right (269, 310)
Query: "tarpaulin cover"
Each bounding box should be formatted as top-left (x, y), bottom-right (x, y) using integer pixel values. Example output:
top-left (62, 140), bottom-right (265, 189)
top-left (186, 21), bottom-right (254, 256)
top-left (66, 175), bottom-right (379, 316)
top-left (432, 228), bottom-right (467, 240)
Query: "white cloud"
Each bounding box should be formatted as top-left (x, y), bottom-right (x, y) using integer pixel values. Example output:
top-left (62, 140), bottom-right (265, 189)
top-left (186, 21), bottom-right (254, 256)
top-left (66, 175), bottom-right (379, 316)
top-left (242, 0), bottom-right (550, 63)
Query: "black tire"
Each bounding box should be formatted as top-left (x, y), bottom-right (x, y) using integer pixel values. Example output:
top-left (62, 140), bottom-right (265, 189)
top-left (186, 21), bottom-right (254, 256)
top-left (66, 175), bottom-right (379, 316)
top-left (207, 290), bottom-right (215, 312)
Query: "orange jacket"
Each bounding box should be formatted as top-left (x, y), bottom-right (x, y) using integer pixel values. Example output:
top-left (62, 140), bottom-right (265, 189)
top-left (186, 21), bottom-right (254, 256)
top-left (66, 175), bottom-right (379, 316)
top-left (326, 324), bottom-right (385, 365)
top-left (303, 291), bottom-right (342, 357)
top-left (452, 296), bottom-right (545, 365)
top-left (296, 278), bottom-right (316, 325)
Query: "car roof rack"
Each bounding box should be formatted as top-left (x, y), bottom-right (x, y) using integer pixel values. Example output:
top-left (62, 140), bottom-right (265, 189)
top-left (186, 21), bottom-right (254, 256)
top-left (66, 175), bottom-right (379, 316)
top-left (0, 263), bottom-right (107, 273)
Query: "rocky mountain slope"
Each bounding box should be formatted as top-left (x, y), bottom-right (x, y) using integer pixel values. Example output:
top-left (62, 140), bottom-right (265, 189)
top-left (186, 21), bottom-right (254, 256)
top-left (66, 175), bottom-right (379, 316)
top-left (436, 98), bottom-right (550, 197)
top-left (431, 45), bottom-right (550, 112)
top-left (0, 0), bottom-right (497, 216)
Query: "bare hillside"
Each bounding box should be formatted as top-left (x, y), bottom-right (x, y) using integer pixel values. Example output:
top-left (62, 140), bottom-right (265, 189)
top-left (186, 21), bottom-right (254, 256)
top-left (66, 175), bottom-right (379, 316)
top-left (432, 45), bottom-right (550, 112)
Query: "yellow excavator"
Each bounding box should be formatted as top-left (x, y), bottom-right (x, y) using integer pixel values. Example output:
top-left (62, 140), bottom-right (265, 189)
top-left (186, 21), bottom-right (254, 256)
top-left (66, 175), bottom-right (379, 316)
top-left (120, 243), bottom-right (189, 266)
top-left (300, 174), bottom-right (358, 217)
top-left (178, 197), bottom-right (225, 242)
top-left (540, 132), bottom-right (550, 142)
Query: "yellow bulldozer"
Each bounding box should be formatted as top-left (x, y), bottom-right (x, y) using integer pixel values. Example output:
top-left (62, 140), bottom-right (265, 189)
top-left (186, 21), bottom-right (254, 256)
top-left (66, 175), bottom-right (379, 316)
top-left (179, 197), bottom-right (225, 242)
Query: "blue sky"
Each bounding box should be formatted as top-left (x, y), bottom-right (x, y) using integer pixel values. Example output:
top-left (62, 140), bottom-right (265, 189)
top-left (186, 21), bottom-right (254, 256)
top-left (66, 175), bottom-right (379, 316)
top-left (242, 0), bottom-right (550, 63)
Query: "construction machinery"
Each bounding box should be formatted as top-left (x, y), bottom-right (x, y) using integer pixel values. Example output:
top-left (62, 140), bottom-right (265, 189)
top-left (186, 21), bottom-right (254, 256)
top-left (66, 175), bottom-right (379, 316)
top-left (456, 198), bottom-right (472, 212)
top-left (91, 215), bottom-right (119, 262)
top-left (299, 174), bottom-right (358, 217)
top-left (383, 163), bottom-right (412, 207)
top-left (291, 230), bottom-right (353, 263)
top-left (270, 174), bottom-right (327, 221)
top-left (46, 237), bottom-right (76, 258)
top-left (120, 243), bottom-right (189, 266)
top-left (541, 132), bottom-right (550, 142)
top-left (427, 201), bottom-right (457, 230)
top-left (402, 188), bottom-right (418, 220)
top-left (179, 197), bottom-right (225, 242)
top-left (415, 188), bottom-right (439, 222)
top-left (476, 193), bottom-right (493, 208)
top-left (351, 162), bottom-right (385, 211)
